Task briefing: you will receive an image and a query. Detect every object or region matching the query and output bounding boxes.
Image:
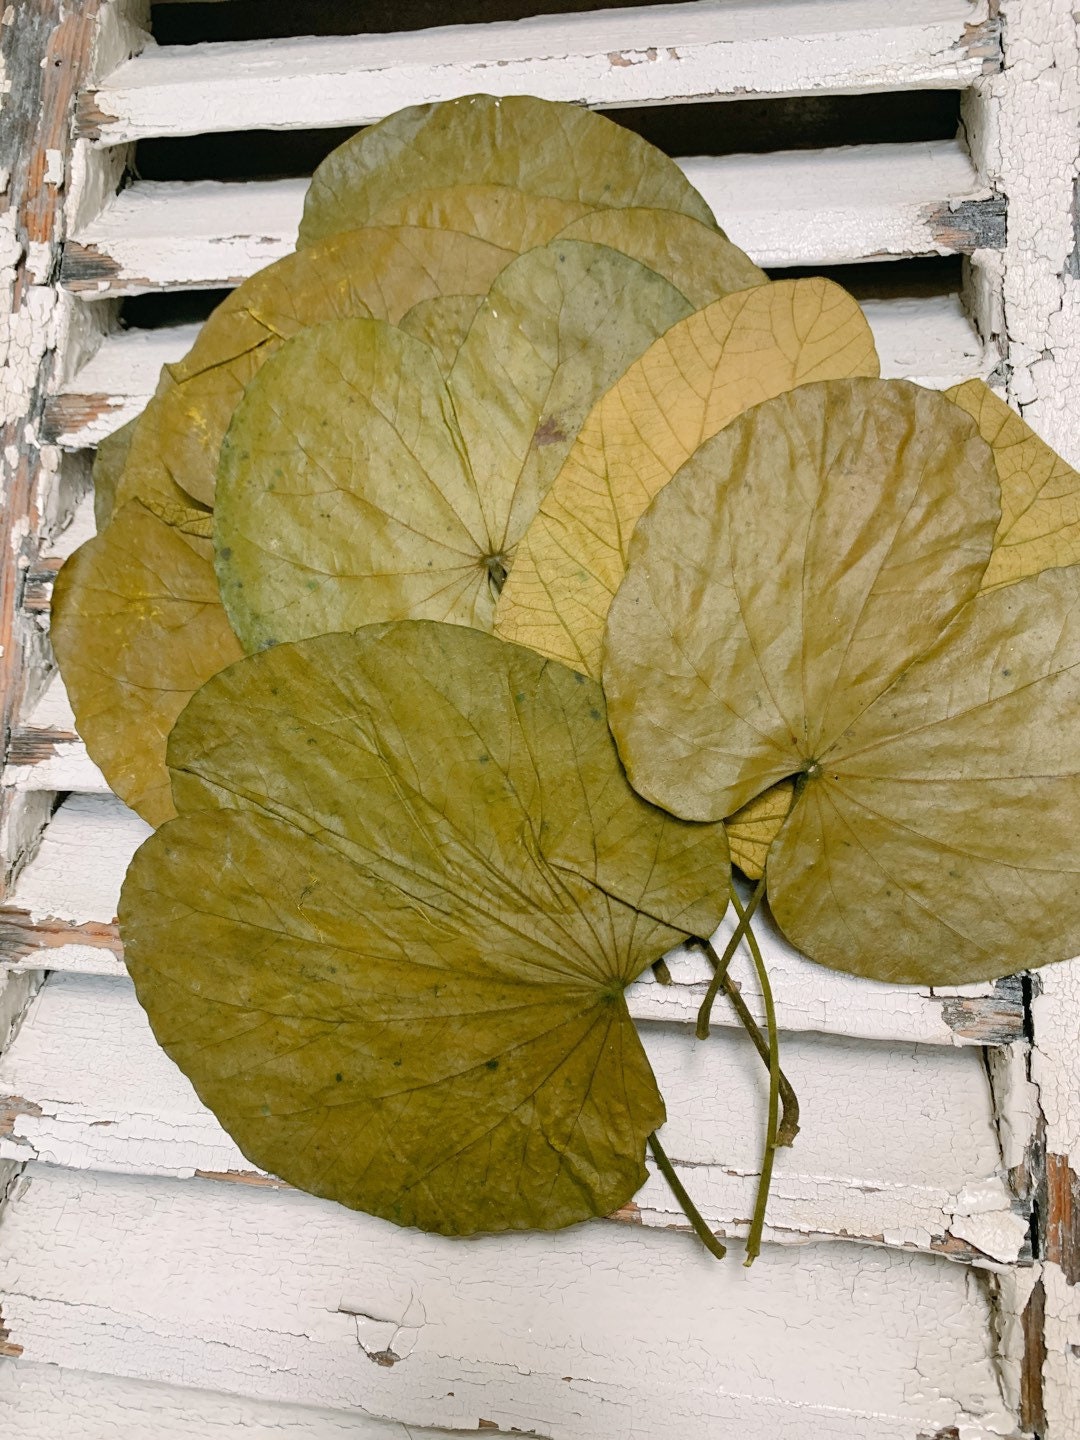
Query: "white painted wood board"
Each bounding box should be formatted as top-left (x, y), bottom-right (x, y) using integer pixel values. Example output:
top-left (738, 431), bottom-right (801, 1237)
top-left (80, 1), bottom-right (995, 145)
top-left (0, 1360), bottom-right (475, 1440)
top-left (0, 1163), bottom-right (1020, 1438)
top-left (63, 139), bottom-right (989, 295)
top-left (0, 970), bottom-right (1027, 1257)
top-left (0, 794), bottom-right (1018, 1050)
top-left (46, 294), bottom-right (990, 449)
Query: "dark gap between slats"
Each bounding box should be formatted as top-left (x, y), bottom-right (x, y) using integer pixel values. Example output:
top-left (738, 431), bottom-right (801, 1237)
top-left (133, 92), bottom-right (962, 183)
top-left (150, 0), bottom-right (694, 43)
top-left (117, 258), bottom-right (962, 332)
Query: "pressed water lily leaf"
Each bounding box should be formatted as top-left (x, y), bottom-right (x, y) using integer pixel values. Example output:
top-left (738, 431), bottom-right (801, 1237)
top-left (119, 622), bottom-right (730, 1233)
top-left (602, 378), bottom-right (1040, 984)
top-left (555, 207), bottom-right (766, 307)
top-left (92, 418), bottom-right (137, 530)
top-left (51, 501), bottom-right (243, 827)
top-left (299, 94), bottom-right (716, 248)
top-left (115, 225), bottom-right (514, 511)
top-left (398, 293), bottom-right (483, 374)
top-left (370, 183), bottom-right (594, 251)
top-left (725, 782), bottom-right (795, 881)
top-left (768, 566), bottom-right (1080, 983)
top-left (216, 241), bottom-right (691, 651)
top-left (946, 378), bottom-right (1080, 589)
top-left (495, 278), bottom-right (879, 676)
top-left (603, 378), bottom-right (1000, 822)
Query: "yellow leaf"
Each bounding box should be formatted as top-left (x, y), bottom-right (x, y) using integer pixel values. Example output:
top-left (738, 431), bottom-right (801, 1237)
top-left (946, 378), bottom-right (1080, 590)
top-left (725, 782), bottom-right (794, 880)
top-left (494, 278), bottom-right (879, 678)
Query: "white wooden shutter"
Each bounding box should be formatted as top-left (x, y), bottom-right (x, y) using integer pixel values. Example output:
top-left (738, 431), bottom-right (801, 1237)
top-left (2, 1), bottom-right (1079, 1435)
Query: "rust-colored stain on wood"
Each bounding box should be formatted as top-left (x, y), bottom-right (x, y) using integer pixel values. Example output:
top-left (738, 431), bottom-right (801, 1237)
top-left (0, 0), bottom-right (101, 896)
top-left (0, 1302), bottom-right (23, 1358)
top-left (0, 911), bottom-right (122, 964)
top-left (7, 725), bottom-right (79, 764)
top-left (1021, 1275), bottom-right (1047, 1437)
top-left (41, 390), bottom-right (124, 444)
top-left (0, 1094), bottom-right (44, 1139)
top-left (1045, 1151), bottom-right (1080, 1285)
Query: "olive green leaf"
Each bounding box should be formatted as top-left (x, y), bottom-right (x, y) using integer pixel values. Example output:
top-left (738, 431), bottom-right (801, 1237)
top-left (299, 94), bottom-right (716, 247)
top-left (215, 241), bottom-right (692, 651)
top-left (946, 378), bottom-right (1080, 589)
top-left (555, 206), bottom-right (766, 307)
top-left (602, 378), bottom-right (1038, 985)
top-left (495, 278), bottom-right (879, 677)
top-left (115, 225), bottom-right (514, 512)
top-left (91, 417), bottom-right (137, 531)
top-left (51, 501), bottom-right (243, 827)
top-left (398, 293), bottom-right (483, 374)
top-left (370, 183), bottom-right (594, 251)
top-left (119, 622), bottom-right (730, 1234)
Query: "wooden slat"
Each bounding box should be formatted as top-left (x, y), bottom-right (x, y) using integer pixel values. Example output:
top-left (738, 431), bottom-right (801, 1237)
top-left (0, 794), bottom-right (1024, 1049)
top-left (0, 1163), bottom-right (1021, 1439)
top-left (43, 294), bottom-right (991, 448)
top-left (0, 968), bottom-right (1028, 1259)
top-left (77, 1), bottom-right (999, 145)
top-left (60, 140), bottom-right (1001, 297)
top-left (0, 1360), bottom-right (471, 1439)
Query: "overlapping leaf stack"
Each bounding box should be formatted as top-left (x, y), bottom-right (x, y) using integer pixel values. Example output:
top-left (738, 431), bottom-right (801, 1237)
top-left (52, 95), bottom-right (1080, 1260)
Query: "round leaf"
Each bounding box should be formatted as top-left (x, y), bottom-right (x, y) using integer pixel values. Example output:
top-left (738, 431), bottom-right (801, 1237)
top-left (119, 622), bottom-right (731, 1233)
top-left (555, 206), bottom-right (766, 307)
top-left (116, 225), bottom-right (514, 511)
top-left (946, 378), bottom-right (1080, 589)
top-left (51, 501), bottom-right (243, 827)
top-left (495, 278), bottom-right (879, 677)
top-left (370, 182), bottom-right (593, 251)
top-left (215, 241), bottom-right (692, 650)
top-left (299, 95), bottom-right (715, 247)
top-left (769, 566), bottom-right (1080, 983)
top-left (602, 379), bottom-right (1001, 822)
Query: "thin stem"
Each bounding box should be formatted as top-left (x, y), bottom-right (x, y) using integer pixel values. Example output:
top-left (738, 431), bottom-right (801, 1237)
top-left (648, 1131), bottom-right (727, 1261)
top-left (722, 888), bottom-right (800, 1148)
top-left (651, 957), bottom-right (673, 986)
top-left (742, 907), bottom-right (780, 1267)
top-left (695, 872), bottom-right (767, 1040)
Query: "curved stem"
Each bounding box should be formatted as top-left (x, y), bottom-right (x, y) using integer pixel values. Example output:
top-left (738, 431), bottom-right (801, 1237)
top-left (711, 927), bottom-right (806, 1152)
top-left (742, 908), bottom-right (780, 1267)
top-left (695, 872), bottom-right (767, 1040)
top-left (648, 1131), bottom-right (727, 1261)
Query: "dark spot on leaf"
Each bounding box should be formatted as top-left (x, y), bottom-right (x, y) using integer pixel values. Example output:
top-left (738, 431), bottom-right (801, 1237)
top-left (219, 546), bottom-right (232, 561)
top-left (335, 1072), bottom-right (343, 1082)
top-left (532, 415), bottom-right (568, 449)
top-left (479, 753), bottom-right (489, 763)
top-left (589, 708), bottom-right (601, 721)
top-left (486, 1058), bottom-right (499, 1070)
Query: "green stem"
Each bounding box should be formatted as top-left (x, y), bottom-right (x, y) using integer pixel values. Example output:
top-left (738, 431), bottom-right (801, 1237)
top-left (741, 904), bottom-right (780, 1267)
top-left (648, 1131), bottom-right (727, 1261)
top-left (705, 927), bottom-right (800, 1152)
top-left (695, 872), bottom-right (767, 1040)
